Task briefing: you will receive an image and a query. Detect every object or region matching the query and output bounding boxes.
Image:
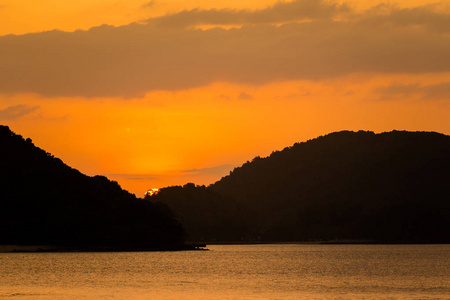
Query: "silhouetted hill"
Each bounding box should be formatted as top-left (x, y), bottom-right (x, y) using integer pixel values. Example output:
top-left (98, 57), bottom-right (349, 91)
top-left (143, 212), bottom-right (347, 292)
top-left (0, 125), bottom-right (186, 250)
top-left (149, 131), bottom-right (450, 243)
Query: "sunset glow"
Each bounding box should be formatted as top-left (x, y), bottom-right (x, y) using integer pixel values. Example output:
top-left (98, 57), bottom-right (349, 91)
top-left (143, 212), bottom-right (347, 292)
top-left (1, 0), bottom-right (449, 195)
top-left (144, 188), bottom-right (160, 197)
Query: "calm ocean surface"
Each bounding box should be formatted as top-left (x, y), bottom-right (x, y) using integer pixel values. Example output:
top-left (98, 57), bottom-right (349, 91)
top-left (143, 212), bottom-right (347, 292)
top-left (0, 244), bottom-right (448, 299)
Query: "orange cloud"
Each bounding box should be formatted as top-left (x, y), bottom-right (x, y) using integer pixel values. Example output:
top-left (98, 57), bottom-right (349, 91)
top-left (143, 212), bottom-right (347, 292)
top-left (145, 0), bottom-right (350, 28)
top-left (1, 1), bottom-right (450, 98)
top-left (0, 0), bottom-right (280, 35)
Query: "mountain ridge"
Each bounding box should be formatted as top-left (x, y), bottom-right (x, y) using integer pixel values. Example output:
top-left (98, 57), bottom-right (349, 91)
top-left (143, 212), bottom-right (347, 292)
top-left (0, 125), bottom-right (187, 250)
top-left (149, 130), bottom-right (450, 243)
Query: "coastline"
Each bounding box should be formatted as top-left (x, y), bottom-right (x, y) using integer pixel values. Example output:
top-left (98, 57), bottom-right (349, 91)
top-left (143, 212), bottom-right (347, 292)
top-left (3, 241), bottom-right (446, 253)
top-left (193, 240), bottom-right (448, 245)
top-left (0, 243), bottom-right (208, 253)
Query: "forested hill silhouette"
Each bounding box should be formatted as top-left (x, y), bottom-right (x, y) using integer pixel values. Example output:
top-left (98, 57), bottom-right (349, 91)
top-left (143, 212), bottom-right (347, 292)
top-left (148, 130), bottom-right (450, 243)
top-left (0, 125), bottom-right (186, 250)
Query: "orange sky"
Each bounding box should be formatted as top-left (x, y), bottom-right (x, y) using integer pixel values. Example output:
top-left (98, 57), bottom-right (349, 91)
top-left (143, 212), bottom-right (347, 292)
top-left (1, 0), bottom-right (449, 196)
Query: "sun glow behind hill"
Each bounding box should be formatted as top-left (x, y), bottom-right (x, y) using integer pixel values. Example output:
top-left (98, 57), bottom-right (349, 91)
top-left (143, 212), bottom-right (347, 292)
top-left (145, 188), bottom-right (160, 197)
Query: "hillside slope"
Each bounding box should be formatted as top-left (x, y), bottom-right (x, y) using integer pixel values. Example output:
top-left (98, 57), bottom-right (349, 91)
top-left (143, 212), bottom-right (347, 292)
top-left (0, 125), bottom-right (185, 249)
top-left (150, 130), bottom-right (450, 243)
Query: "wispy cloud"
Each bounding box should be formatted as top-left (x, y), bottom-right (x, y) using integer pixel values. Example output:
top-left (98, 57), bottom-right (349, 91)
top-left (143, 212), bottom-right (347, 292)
top-left (238, 92), bottom-right (253, 100)
top-left (141, 0), bottom-right (155, 9)
top-left (377, 82), bottom-right (450, 101)
top-left (105, 174), bottom-right (159, 180)
top-left (182, 164), bottom-right (236, 176)
top-left (0, 104), bottom-right (39, 120)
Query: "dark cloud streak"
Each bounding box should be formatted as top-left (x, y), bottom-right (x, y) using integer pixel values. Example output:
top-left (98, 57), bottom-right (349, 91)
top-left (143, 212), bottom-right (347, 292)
top-left (182, 164), bottom-right (236, 176)
top-left (105, 174), bottom-right (159, 180)
top-left (377, 82), bottom-right (450, 101)
top-left (238, 92), bottom-right (253, 100)
top-left (141, 1), bottom-right (155, 9)
top-left (0, 104), bottom-right (39, 120)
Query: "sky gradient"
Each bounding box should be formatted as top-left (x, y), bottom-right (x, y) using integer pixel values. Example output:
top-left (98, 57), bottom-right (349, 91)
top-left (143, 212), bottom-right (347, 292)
top-left (1, 0), bottom-right (449, 195)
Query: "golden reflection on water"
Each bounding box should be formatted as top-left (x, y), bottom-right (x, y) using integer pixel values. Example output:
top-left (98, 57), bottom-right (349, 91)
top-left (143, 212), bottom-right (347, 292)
top-left (0, 244), bottom-right (449, 299)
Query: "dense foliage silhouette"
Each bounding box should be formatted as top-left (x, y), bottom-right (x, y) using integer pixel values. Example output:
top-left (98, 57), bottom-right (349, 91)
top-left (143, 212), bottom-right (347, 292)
top-left (0, 125), bottom-right (185, 249)
top-left (148, 131), bottom-right (450, 243)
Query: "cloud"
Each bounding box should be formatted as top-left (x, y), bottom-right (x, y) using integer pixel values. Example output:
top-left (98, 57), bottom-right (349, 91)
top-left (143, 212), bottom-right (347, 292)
top-left (105, 174), bottom-right (158, 180)
top-left (145, 0), bottom-right (350, 28)
top-left (182, 164), bottom-right (236, 176)
top-left (377, 83), bottom-right (420, 97)
top-left (141, 1), bottom-right (155, 9)
top-left (423, 82), bottom-right (450, 100)
top-left (377, 82), bottom-right (450, 101)
top-left (0, 104), bottom-right (39, 120)
top-left (1, 1), bottom-right (450, 98)
top-left (360, 3), bottom-right (450, 34)
top-left (238, 92), bottom-right (253, 100)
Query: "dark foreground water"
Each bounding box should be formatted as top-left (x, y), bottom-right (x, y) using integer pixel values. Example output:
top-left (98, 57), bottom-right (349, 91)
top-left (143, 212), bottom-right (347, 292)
top-left (0, 244), bottom-right (448, 299)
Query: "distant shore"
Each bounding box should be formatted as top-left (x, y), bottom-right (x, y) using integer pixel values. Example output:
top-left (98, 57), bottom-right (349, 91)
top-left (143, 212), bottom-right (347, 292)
top-left (0, 244), bottom-right (208, 253)
top-left (3, 241), bottom-right (446, 252)
top-left (193, 240), bottom-right (446, 245)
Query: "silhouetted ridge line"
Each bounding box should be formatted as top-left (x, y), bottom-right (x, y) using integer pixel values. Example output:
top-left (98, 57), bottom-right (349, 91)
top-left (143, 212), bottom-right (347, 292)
top-left (0, 125), bottom-right (187, 250)
top-left (148, 130), bottom-right (450, 243)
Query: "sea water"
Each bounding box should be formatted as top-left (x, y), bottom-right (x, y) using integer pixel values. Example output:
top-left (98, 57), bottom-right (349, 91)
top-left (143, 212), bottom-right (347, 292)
top-left (0, 244), bottom-right (448, 299)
